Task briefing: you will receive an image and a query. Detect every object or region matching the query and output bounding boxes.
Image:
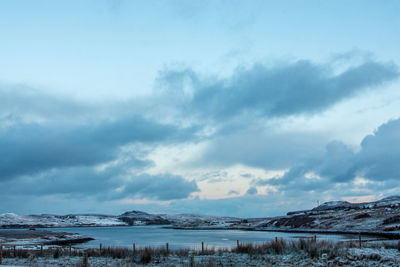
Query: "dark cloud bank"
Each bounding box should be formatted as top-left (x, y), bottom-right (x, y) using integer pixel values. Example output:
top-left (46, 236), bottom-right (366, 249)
top-left (0, 112), bottom-right (198, 201)
top-left (0, 116), bottom-right (177, 180)
top-left (159, 59), bottom-right (398, 120)
top-left (261, 118), bottom-right (400, 192)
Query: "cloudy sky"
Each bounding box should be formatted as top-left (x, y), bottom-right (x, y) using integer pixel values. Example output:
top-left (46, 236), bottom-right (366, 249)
top-left (1, 0), bottom-right (400, 217)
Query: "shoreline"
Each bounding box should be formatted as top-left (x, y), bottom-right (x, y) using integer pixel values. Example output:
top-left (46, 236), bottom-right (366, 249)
top-left (0, 229), bottom-right (94, 246)
top-left (2, 225), bottom-right (400, 245)
top-left (163, 226), bottom-right (400, 239)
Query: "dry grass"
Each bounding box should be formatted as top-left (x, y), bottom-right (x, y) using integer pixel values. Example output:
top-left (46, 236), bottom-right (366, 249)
top-left (232, 237), bottom-right (344, 258)
top-left (0, 238), bottom-right (392, 265)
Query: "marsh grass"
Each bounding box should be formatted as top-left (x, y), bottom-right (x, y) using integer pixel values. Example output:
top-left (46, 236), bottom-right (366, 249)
top-left (0, 238), bottom-right (389, 265)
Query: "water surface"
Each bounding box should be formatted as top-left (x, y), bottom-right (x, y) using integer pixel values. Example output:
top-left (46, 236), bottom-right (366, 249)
top-left (45, 226), bottom-right (361, 248)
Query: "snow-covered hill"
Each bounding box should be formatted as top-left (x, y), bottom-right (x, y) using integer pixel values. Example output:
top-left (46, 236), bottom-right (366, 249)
top-left (118, 210), bottom-right (170, 225)
top-left (257, 196), bottom-right (400, 232)
top-left (158, 213), bottom-right (241, 227)
top-left (0, 211), bottom-right (240, 228)
top-left (0, 213), bottom-right (127, 228)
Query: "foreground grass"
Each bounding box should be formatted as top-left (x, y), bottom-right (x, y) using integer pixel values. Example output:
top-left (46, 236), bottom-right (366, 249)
top-left (1, 238), bottom-right (400, 266)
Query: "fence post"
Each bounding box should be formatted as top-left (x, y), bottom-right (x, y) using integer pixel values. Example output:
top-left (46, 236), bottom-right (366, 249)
top-left (166, 242), bottom-right (169, 254)
top-left (275, 237), bottom-right (278, 243)
top-left (201, 241), bottom-right (204, 253)
top-left (359, 233), bottom-right (362, 248)
top-left (84, 250), bottom-right (88, 267)
top-left (236, 240), bottom-right (239, 250)
top-left (133, 242), bottom-right (136, 253)
top-left (190, 253), bottom-right (194, 267)
top-left (99, 243), bottom-right (102, 255)
top-left (40, 245), bottom-right (43, 256)
top-left (14, 245), bottom-right (16, 257)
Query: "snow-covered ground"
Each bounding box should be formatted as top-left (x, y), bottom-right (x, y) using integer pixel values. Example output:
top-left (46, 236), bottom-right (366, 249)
top-left (2, 245), bottom-right (400, 266)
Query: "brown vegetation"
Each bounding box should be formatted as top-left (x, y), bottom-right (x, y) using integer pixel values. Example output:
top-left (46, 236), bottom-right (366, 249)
top-left (1, 238), bottom-right (399, 266)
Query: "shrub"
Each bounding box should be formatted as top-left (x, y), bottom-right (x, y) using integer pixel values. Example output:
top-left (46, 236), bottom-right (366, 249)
top-left (140, 247), bottom-right (152, 264)
top-left (53, 248), bottom-right (61, 259)
top-left (354, 213), bottom-right (371, 219)
top-left (382, 216), bottom-right (400, 225)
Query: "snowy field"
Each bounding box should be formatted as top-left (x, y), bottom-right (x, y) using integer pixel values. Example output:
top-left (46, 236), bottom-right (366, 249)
top-left (1, 239), bottom-right (400, 266)
top-left (2, 246), bottom-right (400, 266)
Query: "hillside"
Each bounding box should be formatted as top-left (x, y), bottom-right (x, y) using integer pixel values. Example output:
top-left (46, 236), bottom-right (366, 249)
top-left (254, 196), bottom-right (400, 234)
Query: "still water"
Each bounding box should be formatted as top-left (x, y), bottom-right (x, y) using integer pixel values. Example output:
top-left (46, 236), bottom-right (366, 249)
top-left (46, 226), bottom-right (361, 249)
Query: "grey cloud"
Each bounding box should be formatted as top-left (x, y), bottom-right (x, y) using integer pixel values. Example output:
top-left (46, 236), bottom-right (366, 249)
top-left (357, 118), bottom-right (400, 181)
top-left (264, 172), bottom-right (332, 192)
top-left (0, 82), bottom-right (200, 204)
top-left (256, 165), bottom-right (332, 192)
top-left (228, 190), bottom-right (239, 195)
top-left (197, 171), bottom-right (228, 182)
top-left (0, 85), bottom-right (89, 120)
top-left (246, 187), bottom-right (257, 195)
top-left (263, 118), bottom-right (400, 192)
top-left (119, 173), bottom-right (199, 200)
top-left (0, 156), bottom-right (150, 197)
top-left (2, 167), bottom-right (118, 196)
top-left (0, 116), bottom-right (178, 180)
top-left (198, 128), bottom-right (327, 169)
top-left (0, 165), bottom-right (198, 201)
top-left (158, 59), bottom-right (399, 121)
top-left (315, 141), bottom-right (357, 182)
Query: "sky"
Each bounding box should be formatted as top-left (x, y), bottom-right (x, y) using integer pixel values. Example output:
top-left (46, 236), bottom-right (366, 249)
top-left (1, 0), bottom-right (400, 217)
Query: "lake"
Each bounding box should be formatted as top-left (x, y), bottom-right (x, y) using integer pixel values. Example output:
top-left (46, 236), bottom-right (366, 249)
top-left (45, 226), bottom-right (362, 249)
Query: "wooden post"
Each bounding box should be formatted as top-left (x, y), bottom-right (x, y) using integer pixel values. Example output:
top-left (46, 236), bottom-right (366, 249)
top-left (133, 242), bottom-right (136, 253)
top-left (84, 250), bottom-right (88, 267)
top-left (69, 245), bottom-right (72, 256)
top-left (359, 233), bottom-right (362, 248)
top-left (275, 237), bottom-right (278, 243)
top-left (0, 245), bottom-right (2, 264)
top-left (201, 241), bottom-right (204, 253)
top-left (166, 242), bottom-right (169, 254)
top-left (99, 243), bottom-right (102, 255)
top-left (236, 240), bottom-right (240, 250)
top-left (314, 235), bottom-right (317, 242)
top-left (190, 253), bottom-right (194, 267)
top-left (40, 245), bottom-right (43, 256)
top-left (14, 245), bottom-right (16, 257)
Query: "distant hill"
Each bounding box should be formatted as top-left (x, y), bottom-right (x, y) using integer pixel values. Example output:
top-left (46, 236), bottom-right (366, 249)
top-left (2, 196), bottom-right (400, 234)
top-left (0, 210), bottom-right (241, 228)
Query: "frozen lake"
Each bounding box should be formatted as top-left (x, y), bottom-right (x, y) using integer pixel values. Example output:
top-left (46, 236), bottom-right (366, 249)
top-left (45, 226), bottom-right (362, 248)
